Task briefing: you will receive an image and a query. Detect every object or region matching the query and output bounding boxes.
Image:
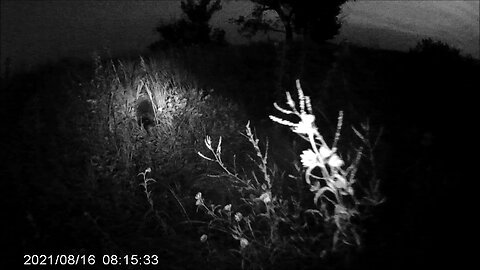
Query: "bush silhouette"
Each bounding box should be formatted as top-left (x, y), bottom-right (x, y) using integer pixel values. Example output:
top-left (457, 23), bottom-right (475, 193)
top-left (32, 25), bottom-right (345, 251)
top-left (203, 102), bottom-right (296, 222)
top-left (410, 38), bottom-right (462, 61)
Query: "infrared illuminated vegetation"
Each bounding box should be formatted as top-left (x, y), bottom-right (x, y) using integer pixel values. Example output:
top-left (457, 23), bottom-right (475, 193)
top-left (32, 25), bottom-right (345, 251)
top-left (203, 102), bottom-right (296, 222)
top-left (6, 38), bottom-right (475, 269)
top-left (194, 79), bottom-right (383, 268)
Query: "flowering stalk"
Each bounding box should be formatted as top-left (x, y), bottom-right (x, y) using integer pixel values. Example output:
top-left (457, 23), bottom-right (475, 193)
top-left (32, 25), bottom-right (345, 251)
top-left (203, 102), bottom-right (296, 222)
top-left (269, 79), bottom-right (363, 250)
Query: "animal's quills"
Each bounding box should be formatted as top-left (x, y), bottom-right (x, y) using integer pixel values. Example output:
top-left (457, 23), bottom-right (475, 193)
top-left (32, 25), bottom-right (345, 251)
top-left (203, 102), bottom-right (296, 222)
top-left (136, 97), bottom-right (155, 133)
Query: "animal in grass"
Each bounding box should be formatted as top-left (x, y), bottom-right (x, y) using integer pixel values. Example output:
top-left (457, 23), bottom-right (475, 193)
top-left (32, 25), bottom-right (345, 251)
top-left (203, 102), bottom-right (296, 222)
top-left (136, 97), bottom-right (155, 133)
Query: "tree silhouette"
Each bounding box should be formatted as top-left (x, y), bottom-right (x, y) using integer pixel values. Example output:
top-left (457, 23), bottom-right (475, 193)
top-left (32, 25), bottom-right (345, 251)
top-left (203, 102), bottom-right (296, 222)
top-left (149, 0), bottom-right (224, 50)
top-left (232, 0), bottom-right (351, 43)
top-left (180, 0), bottom-right (222, 43)
top-left (230, 1), bottom-right (353, 99)
top-left (182, 0), bottom-right (221, 25)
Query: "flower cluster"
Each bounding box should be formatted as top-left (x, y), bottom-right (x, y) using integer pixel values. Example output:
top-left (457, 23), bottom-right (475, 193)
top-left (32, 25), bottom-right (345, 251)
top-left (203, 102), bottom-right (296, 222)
top-left (195, 192), bottom-right (204, 206)
top-left (194, 191), bottom-right (251, 251)
top-left (269, 79), bottom-right (363, 250)
top-left (269, 80), bottom-right (351, 201)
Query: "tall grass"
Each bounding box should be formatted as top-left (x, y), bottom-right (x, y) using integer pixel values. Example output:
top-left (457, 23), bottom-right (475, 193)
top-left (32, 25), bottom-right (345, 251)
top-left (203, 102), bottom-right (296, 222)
top-left (6, 47), bottom-right (252, 268)
top-left (88, 50), bottom-right (250, 232)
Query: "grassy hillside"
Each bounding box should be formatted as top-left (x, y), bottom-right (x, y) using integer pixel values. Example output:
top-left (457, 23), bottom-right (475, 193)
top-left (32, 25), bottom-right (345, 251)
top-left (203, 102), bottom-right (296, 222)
top-left (2, 41), bottom-right (478, 269)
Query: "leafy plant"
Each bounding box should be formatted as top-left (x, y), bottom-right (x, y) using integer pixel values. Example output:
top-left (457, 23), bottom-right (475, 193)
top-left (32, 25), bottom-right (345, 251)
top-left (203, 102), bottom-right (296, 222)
top-left (195, 79), bottom-right (384, 269)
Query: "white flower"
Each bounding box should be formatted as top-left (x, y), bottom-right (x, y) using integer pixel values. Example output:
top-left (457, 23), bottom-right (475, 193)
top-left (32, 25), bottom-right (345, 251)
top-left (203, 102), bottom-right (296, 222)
top-left (292, 114), bottom-right (316, 135)
top-left (234, 212), bottom-right (243, 222)
top-left (259, 192), bottom-right (271, 204)
top-left (300, 149), bottom-right (322, 168)
top-left (328, 154), bottom-right (344, 168)
top-left (223, 204), bottom-right (232, 212)
top-left (200, 234), bottom-right (208, 243)
top-left (240, 238), bottom-right (249, 249)
top-left (319, 146), bottom-right (333, 159)
top-left (195, 192), bottom-right (203, 206)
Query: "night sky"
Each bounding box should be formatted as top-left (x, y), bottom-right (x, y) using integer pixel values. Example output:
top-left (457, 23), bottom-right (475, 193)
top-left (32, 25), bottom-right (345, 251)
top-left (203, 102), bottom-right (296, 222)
top-left (1, 0), bottom-right (479, 74)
